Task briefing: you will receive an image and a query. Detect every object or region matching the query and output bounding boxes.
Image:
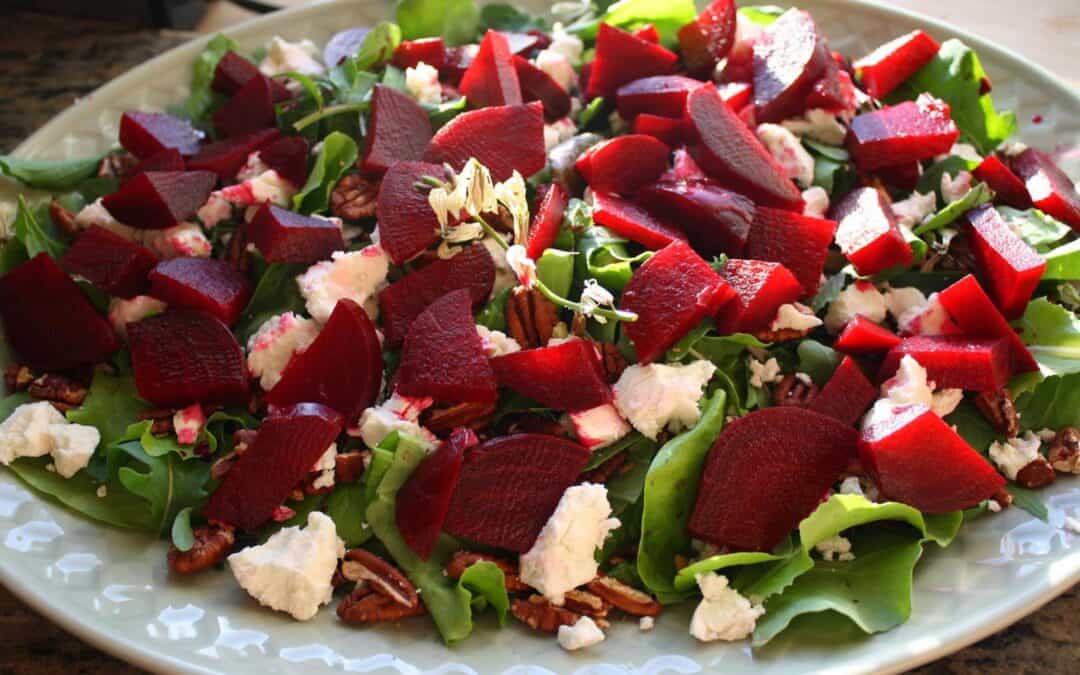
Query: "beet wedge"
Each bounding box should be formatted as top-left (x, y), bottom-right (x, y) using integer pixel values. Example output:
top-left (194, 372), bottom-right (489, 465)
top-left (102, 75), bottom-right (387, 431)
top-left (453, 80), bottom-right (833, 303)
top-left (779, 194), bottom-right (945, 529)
top-left (808, 356), bottom-right (877, 427)
top-left (202, 403), bottom-right (343, 531)
top-left (61, 225), bottom-right (158, 298)
top-left (491, 339), bottom-right (612, 412)
top-left (678, 0), bottom-right (737, 77)
top-left (746, 207), bottom-right (837, 296)
top-left (375, 160), bottom-right (444, 264)
top-left (831, 187), bottom-right (913, 276)
top-left (860, 404), bottom-right (1005, 513)
top-left (266, 299), bottom-right (383, 423)
top-left (0, 253), bottom-right (118, 371)
top-left (213, 73), bottom-right (275, 138)
top-left (834, 315), bottom-right (902, 354)
top-left (633, 113), bottom-right (683, 146)
top-left (513, 55), bottom-right (571, 121)
top-left (459, 30), bottom-right (522, 108)
top-left (423, 102), bottom-right (545, 182)
top-left (119, 111), bottom-right (202, 159)
top-left (586, 22), bottom-right (678, 100)
top-left (246, 203), bottom-right (345, 265)
top-left (752, 9), bottom-right (830, 123)
top-left (212, 50), bottom-right (293, 102)
top-left (591, 192), bottom-right (687, 251)
top-left (638, 179), bottom-right (755, 259)
top-left (716, 258), bottom-right (803, 334)
top-left (397, 427), bottom-right (478, 560)
top-left (621, 240), bottom-right (735, 363)
top-left (684, 85), bottom-right (804, 210)
top-left (259, 136), bottom-right (310, 188)
top-left (360, 84), bottom-right (434, 175)
top-left (1009, 147), bottom-right (1080, 230)
top-left (966, 205), bottom-right (1045, 319)
top-left (443, 433), bottom-right (591, 552)
top-left (846, 96), bottom-right (960, 171)
top-left (936, 274), bottom-right (1039, 374)
top-left (396, 289), bottom-right (497, 404)
top-left (524, 183), bottom-right (569, 260)
top-left (128, 310), bottom-right (248, 407)
top-left (853, 30), bottom-right (941, 100)
top-left (148, 258), bottom-right (251, 327)
top-left (689, 407), bottom-right (858, 552)
top-left (880, 336), bottom-right (1012, 392)
top-left (972, 155), bottom-right (1032, 209)
top-left (392, 38), bottom-right (447, 70)
top-left (615, 75), bottom-right (704, 119)
top-left (102, 170), bottom-right (216, 230)
top-left (127, 149), bottom-right (186, 180)
top-left (186, 128), bottom-right (282, 181)
top-left (378, 243), bottom-right (494, 346)
top-left (576, 134), bottom-right (670, 195)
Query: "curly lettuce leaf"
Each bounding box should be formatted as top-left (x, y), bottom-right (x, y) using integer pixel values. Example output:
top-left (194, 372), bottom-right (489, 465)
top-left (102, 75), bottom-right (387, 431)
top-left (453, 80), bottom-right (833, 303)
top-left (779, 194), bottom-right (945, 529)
top-left (108, 440), bottom-right (213, 537)
top-left (458, 561), bottom-right (510, 626)
top-left (67, 372), bottom-right (152, 449)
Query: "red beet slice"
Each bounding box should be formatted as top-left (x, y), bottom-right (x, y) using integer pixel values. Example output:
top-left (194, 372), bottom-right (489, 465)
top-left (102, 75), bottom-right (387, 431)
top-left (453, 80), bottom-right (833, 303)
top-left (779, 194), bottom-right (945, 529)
top-left (936, 274), bottom-right (1039, 374)
top-left (119, 111), bottom-right (202, 159)
top-left (615, 75), bottom-right (704, 119)
top-left (323, 27), bottom-right (370, 67)
top-left (423, 102), bottom-right (545, 182)
top-left (0, 253), bottom-right (118, 371)
top-left (203, 403), bottom-right (343, 531)
top-left (442, 45), bottom-right (476, 85)
top-left (246, 203), bottom-right (345, 265)
top-left (395, 289), bottom-right (497, 404)
top-left (846, 97), bottom-right (960, 171)
top-left (664, 147), bottom-right (707, 182)
top-left (459, 30), bottom-right (522, 108)
top-left (266, 299), bottom-right (383, 422)
top-left (586, 23), bottom-right (678, 100)
top-left (718, 82), bottom-right (752, 110)
top-left (397, 427), bottom-right (478, 559)
top-left (752, 9), bottom-right (830, 123)
top-left (259, 136), bottom-right (310, 188)
top-left (621, 240), bottom-right (735, 363)
top-left (375, 160), bottom-right (444, 264)
top-left (678, 0), bottom-right (737, 77)
top-left (443, 433), bottom-right (591, 552)
top-left (633, 113), bottom-right (683, 146)
top-left (808, 356), bottom-right (877, 427)
top-left (212, 50), bottom-right (293, 102)
top-left (860, 404), bottom-right (1005, 513)
top-left (102, 170), bottom-right (217, 230)
top-left (591, 192), bottom-right (687, 250)
top-left (972, 155), bottom-right (1032, 209)
top-left (638, 179), bottom-right (754, 258)
top-left (880, 336), bottom-right (1012, 392)
top-left (716, 258), bottom-right (802, 334)
top-left (806, 59), bottom-right (857, 114)
top-left (128, 310), bottom-right (248, 407)
top-left (1009, 148), bottom-right (1080, 230)
top-left (834, 315), bottom-right (902, 355)
top-left (746, 207), bottom-right (837, 296)
top-left (966, 205), bottom-right (1045, 320)
top-left (378, 243), bottom-right (494, 346)
top-left (392, 38), bottom-right (447, 70)
top-left (634, 24), bottom-right (660, 43)
top-left (491, 339), bottom-right (612, 411)
top-left (360, 84), bottom-right (434, 175)
top-left (186, 128), bottom-right (282, 181)
top-left (148, 258), bottom-right (252, 326)
top-left (213, 74), bottom-right (275, 138)
top-left (524, 183), bottom-right (568, 259)
top-left (689, 407), bottom-right (858, 552)
top-left (853, 30), bottom-right (941, 100)
top-left (831, 187), bottom-right (914, 276)
top-left (127, 149), bottom-right (186, 181)
top-left (512, 55), bottom-right (571, 121)
top-left (684, 85), bottom-right (803, 210)
top-left (576, 135), bottom-right (670, 194)
top-left (61, 225), bottom-right (158, 298)
top-left (875, 161), bottom-right (923, 192)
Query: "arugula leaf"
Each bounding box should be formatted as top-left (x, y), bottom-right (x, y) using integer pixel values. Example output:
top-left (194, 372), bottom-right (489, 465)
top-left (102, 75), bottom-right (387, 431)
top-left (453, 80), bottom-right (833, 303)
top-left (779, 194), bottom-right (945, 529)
top-left (7, 456), bottom-right (152, 530)
top-left (396, 0), bottom-right (480, 46)
top-left (1017, 298), bottom-right (1080, 375)
top-left (457, 561), bottom-right (510, 626)
top-left (809, 272), bottom-right (847, 312)
top-left (110, 440), bottom-right (213, 537)
top-left (913, 182), bottom-right (993, 235)
top-left (0, 155), bottom-right (101, 190)
top-left (945, 399), bottom-right (1000, 453)
top-left (177, 34), bottom-right (238, 123)
top-left (1043, 239), bottom-right (1080, 281)
top-left (998, 207), bottom-right (1072, 251)
top-left (236, 263), bottom-right (308, 343)
top-left (13, 196), bottom-right (67, 259)
top-left (293, 132), bottom-right (359, 215)
top-left (67, 373), bottom-right (152, 449)
top-left (171, 506), bottom-right (196, 552)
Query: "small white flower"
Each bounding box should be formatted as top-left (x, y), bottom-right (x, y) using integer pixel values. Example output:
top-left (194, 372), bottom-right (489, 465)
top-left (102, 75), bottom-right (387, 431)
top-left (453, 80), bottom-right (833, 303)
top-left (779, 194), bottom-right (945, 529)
top-left (505, 245), bottom-right (537, 288)
top-left (427, 158), bottom-right (497, 228)
top-left (579, 279), bottom-right (616, 324)
top-left (495, 171), bottom-right (530, 244)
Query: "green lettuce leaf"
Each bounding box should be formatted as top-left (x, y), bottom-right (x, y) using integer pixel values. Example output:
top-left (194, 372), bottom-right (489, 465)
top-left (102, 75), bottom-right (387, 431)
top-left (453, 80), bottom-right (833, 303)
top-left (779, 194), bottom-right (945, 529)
top-left (293, 132), bottom-right (359, 215)
top-left (67, 373), bottom-right (152, 449)
top-left (0, 155), bottom-right (101, 190)
top-left (353, 21), bottom-right (403, 71)
top-left (396, 0), bottom-right (480, 45)
top-left (458, 561), bottom-right (510, 625)
top-left (998, 207), bottom-right (1072, 251)
top-left (1016, 298), bottom-right (1080, 376)
top-left (601, 0), bottom-right (697, 48)
top-left (13, 195), bottom-right (67, 260)
top-left (1015, 372), bottom-right (1080, 431)
top-left (797, 340), bottom-right (842, 386)
top-left (575, 225), bottom-right (651, 292)
top-left (536, 249), bottom-right (575, 299)
top-left (913, 182), bottom-right (993, 235)
top-left (1043, 239), bottom-right (1080, 281)
top-left (480, 4), bottom-right (547, 32)
top-left (327, 481), bottom-right (369, 547)
top-left (475, 287), bottom-right (510, 331)
top-left (109, 440), bottom-right (213, 537)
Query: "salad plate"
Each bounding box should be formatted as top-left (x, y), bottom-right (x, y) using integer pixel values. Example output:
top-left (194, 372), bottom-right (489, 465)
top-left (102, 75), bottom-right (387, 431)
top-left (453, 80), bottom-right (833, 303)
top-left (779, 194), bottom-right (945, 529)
top-left (1, 1), bottom-right (1079, 674)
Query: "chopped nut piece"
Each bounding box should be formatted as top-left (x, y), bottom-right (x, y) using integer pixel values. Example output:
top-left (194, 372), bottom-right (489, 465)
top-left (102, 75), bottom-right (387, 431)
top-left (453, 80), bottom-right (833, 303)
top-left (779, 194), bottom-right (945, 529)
top-left (1048, 427), bottom-right (1080, 474)
top-left (225, 226), bottom-right (251, 275)
top-left (422, 400), bottom-right (497, 435)
top-left (511, 595), bottom-right (581, 633)
top-left (563, 589), bottom-right (610, 618)
top-left (974, 389), bottom-right (1020, 437)
top-left (598, 342), bottom-right (628, 383)
top-left (136, 408), bottom-right (175, 435)
top-left (337, 548), bottom-right (425, 624)
top-left (331, 174), bottom-right (379, 221)
top-left (445, 550), bottom-right (529, 592)
top-left (587, 576), bottom-right (663, 617)
top-left (27, 374), bottom-right (89, 406)
top-left (167, 522), bottom-right (236, 575)
top-left (1015, 457), bottom-right (1057, 489)
top-left (772, 375), bottom-right (819, 407)
top-left (335, 451), bottom-right (370, 484)
top-left (4, 364), bottom-right (34, 392)
top-left (506, 287), bottom-right (559, 349)
top-left (49, 200), bottom-right (80, 237)
top-left (97, 151), bottom-right (137, 180)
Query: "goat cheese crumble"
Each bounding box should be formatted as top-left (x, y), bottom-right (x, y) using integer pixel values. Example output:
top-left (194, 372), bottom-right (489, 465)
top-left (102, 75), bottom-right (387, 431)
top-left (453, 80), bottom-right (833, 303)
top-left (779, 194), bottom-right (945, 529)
top-left (354, 394), bottom-right (438, 448)
top-left (173, 404), bottom-right (205, 445)
top-left (613, 361), bottom-right (717, 440)
top-left (405, 61), bottom-right (442, 105)
top-left (297, 246), bottom-right (389, 324)
top-left (557, 616), bottom-right (606, 651)
top-left (824, 281), bottom-right (887, 333)
top-left (757, 123), bottom-right (815, 188)
top-left (865, 355), bottom-right (963, 427)
top-left (246, 312), bottom-right (321, 390)
top-left (0, 402), bottom-right (100, 478)
top-left (108, 296), bottom-right (167, 338)
top-left (259, 36), bottom-right (324, 79)
top-left (476, 325), bottom-right (522, 358)
top-left (802, 186), bottom-right (830, 218)
top-left (989, 432), bottom-right (1042, 480)
top-left (748, 357), bottom-right (783, 388)
top-left (771, 302), bottom-right (823, 332)
top-left (689, 573), bottom-right (765, 642)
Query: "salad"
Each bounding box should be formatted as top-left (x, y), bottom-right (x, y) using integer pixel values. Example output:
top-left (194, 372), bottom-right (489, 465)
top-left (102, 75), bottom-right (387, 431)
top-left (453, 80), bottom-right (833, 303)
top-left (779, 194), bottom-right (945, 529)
top-left (1, 0), bottom-right (1079, 654)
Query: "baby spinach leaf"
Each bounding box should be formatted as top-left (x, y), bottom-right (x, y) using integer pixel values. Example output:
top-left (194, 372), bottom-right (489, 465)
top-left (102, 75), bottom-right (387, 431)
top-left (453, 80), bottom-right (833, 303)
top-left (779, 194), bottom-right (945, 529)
top-left (0, 238), bottom-right (29, 275)
top-left (583, 431), bottom-right (648, 471)
top-left (457, 561), bottom-right (510, 626)
top-left (476, 287), bottom-right (510, 331)
top-left (536, 248), bottom-right (575, 299)
top-left (171, 506), bottom-right (196, 552)
top-left (797, 340), bottom-right (842, 386)
top-left (67, 372), bottom-right (152, 449)
top-left (178, 34), bottom-right (238, 122)
top-left (918, 155), bottom-right (979, 198)
top-left (353, 21), bottom-right (403, 71)
top-left (236, 263), bottom-right (308, 343)
top-left (575, 226), bottom-right (650, 292)
top-left (396, 0), bottom-right (480, 46)
top-left (13, 195), bottom-right (67, 260)
top-left (809, 272), bottom-right (847, 312)
top-left (913, 182), bottom-right (993, 235)
top-left (293, 132), bottom-right (359, 215)
top-left (1043, 239), bottom-right (1080, 281)
top-left (604, 435), bottom-right (661, 515)
top-left (0, 155), bottom-right (102, 190)
top-left (327, 481), bottom-right (370, 547)
top-left (945, 398), bottom-right (1000, 453)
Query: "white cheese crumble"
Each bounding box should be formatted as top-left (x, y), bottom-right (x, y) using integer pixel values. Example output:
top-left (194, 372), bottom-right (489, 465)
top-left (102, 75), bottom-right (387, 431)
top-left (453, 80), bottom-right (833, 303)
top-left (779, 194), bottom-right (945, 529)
top-left (941, 170), bottom-right (973, 203)
top-left (1064, 517), bottom-right (1080, 534)
top-left (748, 357), bottom-right (783, 389)
top-left (246, 312), bottom-right (321, 390)
top-left (780, 108), bottom-right (847, 145)
top-left (557, 616), bottom-right (606, 651)
top-left (989, 431), bottom-right (1042, 481)
top-left (476, 325), bottom-right (522, 358)
top-left (77, 199), bottom-right (211, 259)
top-left (838, 476), bottom-right (866, 498)
top-left (890, 191), bottom-right (937, 228)
top-left (296, 246), bottom-right (389, 324)
top-left (883, 286), bottom-right (926, 325)
top-left (756, 123), bottom-right (815, 188)
top-left (96, 484), bottom-right (108, 498)
top-left (865, 355), bottom-right (963, 428)
top-left (814, 535), bottom-right (855, 561)
top-left (0, 402), bottom-right (99, 478)
top-left (639, 616), bottom-right (656, 631)
top-left (47, 424), bottom-right (101, 479)
top-left (544, 117), bottom-right (578, 151)
top-left (947, 143), bottom-right (983, 164)
top-left (311, 444), bottom-right (337, 490)
top-left (548, 25), bottom-right (584, 66)
top-left (770, 302), bottom-right (823, 332)
top-left (535, 48), bottom-right (576, 93)
top-left (824, 282), bottom-right (887, 334)
top-left (108, 296), bottom-right (167, 338)
top-left (173, 404), bottom-right (205, 445)
top-left (892, 291), bottom-right (954, 336)
top-left (259, 36), bottom-right (325, 79)
top-left (355, 394), bottom-right (438, 448)
top-left (405, 61), bottom-right (442, 105)
top-left (612, 361), bottom-right (717, 440)
top-left (569, 404), bottom-right (631, 451)
top-left (689, 573), bottom-right (765, 643)
top-left (802, 186), bottom-right (830, 218)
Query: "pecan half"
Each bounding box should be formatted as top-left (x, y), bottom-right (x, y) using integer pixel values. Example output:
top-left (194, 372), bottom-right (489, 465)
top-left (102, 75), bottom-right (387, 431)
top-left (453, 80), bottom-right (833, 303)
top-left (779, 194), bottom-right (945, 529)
top-left (49, 200), bottom-right (80, 237)
top-left (445, 551), bottom-right (529, 592)
top-left (97, 151), bottom-right (137, 180)
top-left (598, 342), bottom-right (628, 383)
top-left (338, 586), bottom-right (426, 623)
top-left (974, 388), bottom-right (1020, 438)
top-left (587, 576), bottom-right (662, 617)
top-left (137, 408), bottom-right (175, 435)
top-left (773, 375), bottom-right (818, 407)
top-left (990, 487), bottom-right (1013, 510)
top-left (167, 522), bottom-right (236, 574)
top-left (511, 595), bottom-right (581, 633)
top-left (4, 364), bottom-right (33, 392)
top-left (338, 549), bottom-right (425, 624)
top-left (1047, 427), bottom-right (1080, 473)
top-left (225, 226), bottom-right (251, 275)
top-left (331, 174), bottom-right (379, 221)
top-left (27, 374), bottom-right (88, 406)
top-left (563, 589), bottom-right (610, 618)
top-left (335, 450), bottom-right (370, 484)
top-left (1015, 457), bottom-right (1057, 489)
top-left (423, 401), bottom-right (497, 436)
top-left (506, 287), bottom-right (559, 349)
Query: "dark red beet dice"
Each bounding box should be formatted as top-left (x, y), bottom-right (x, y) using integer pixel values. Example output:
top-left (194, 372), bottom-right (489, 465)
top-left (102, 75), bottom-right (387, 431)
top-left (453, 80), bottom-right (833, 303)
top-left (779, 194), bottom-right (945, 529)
top-left (718, 82), bottom-right (752, 110)
top-left (853, 30), bottom-right (940, 100)
top-left (375, 160), bottom-right (444, 264)
top-left (423, 102), bottom-right (545, 182)
top-left (213, 74), bottom-right (275, 138)
top-left (936, 274), bottom-right (1039, 374)
top-left (61, 225), bottom-right (158, 298)
top-left (689, 407), bottom-right (858, 552)
top-left (684, 85), bottom-right (804, 210)
top-left (639, 179), bottom-right (754, 258)
top-left (752, 9), bottom-right (830, 123)
top-left (441, 45), bottom-right (475, 84)
top-left (846, 97), bottom-right (960, 171)
top-left (972, 155), bottom-right (1032, 209)
top-left (102, 170), bottom-right (216, 230)
top-left (967, 205), bottom-right (1045, 319)
top-left (633, 114), bottom-right (683, 146)
top-left (360, 84), bottom-right (434, 175)
top-left (459, 30), bottom-right (522, 108)
top-left (396, 289), bottom-right (497, 404)
top-left (716, 258), bottom-right (803, 334)
top-left (513, 55), bottom-right (571, 121)
top-left (119, 112), bottom-right (202, 159)
top-left (874, 161), bottom-right (923, 192)
top-left (615, 75), bottom-right (705, 119)
top-left (392, 38), bottom-right (447, 70)
top-left (378, 243), bottom-right (494, 346)
top-left (443, 433), bottom-right (591, 553)
top-left (524, 183), bottom-right (568, 260)
top-left (0, 254), bottom-right (118, 371)
top-left (397, 427), bottom-right (478, 560)
top-left (808, 357), bottom-right (877, 427)
top-left (746, 207), bottom-right (837, 296)
top-left (128, 310), bottom-right (248, 407)
top-left (860, 404), bottom-right (1005, 513)
top-left (246, 203), bottom-right (345, 264)
top-left (591, 192), bottom-right (687, 250)
top-left (621, 240), bottom-right (735, 363)
top-left (576, 135), bottom-right (670, 195)
top-left (259, 136), bottom-right (310, 188)
top-left (491, 339), bottom-right (612, 411)
top-left (1009, 148), bottom-right (1080, 230)
top-left (831, 187), bottom-right (913, 276)
top-left (212, 50), bottom-right (293, 102)
top-left (127, 149), bottom-right (186, 181)
top-left (806, 59), bottom-right (857, 114)
top-left (834, 315), bottom-right (902, 354)
top-left (148, 258), bottom-right (252, 326)
top-left (266, 299), bottom-right (383, 423)
top-left (881, 336), bottom-right (1012, 392)
top-left (678, 0), bottom-right (737, 77)
top-left (202, 403), bottom-right (343, 531)
top-left (187, 128), bottom-right (282, 181)
top-left (586, 23), bottom-right (678, 100)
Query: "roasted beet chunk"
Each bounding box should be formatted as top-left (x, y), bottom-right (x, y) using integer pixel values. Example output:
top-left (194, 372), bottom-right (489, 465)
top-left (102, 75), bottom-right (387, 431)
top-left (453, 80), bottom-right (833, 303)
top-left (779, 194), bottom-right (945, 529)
top-left (147, 258), bottom-right (252, 326)
top-left (101, 170), bottom-right (217, 230)
top-left (246, 203), bottom-right (345, 265)
top-left (61, 225), bottom-right (158, 298)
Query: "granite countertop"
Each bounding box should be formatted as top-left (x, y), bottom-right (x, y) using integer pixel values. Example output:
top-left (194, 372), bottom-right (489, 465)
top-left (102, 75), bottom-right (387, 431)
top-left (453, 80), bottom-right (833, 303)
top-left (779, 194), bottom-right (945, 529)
top-left (0, 7), bottom-right (1078, 675)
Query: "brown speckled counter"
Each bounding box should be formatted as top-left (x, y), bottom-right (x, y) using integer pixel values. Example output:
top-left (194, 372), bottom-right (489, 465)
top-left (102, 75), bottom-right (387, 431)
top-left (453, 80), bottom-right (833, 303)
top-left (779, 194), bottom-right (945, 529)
top-left (0, 7), bottom-right (1077, 675)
